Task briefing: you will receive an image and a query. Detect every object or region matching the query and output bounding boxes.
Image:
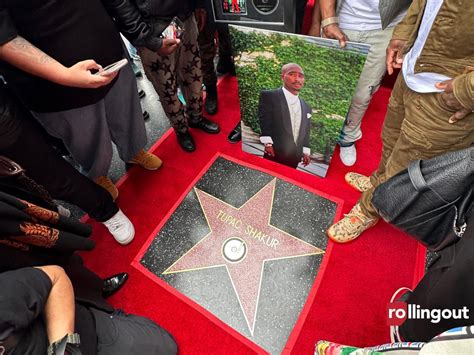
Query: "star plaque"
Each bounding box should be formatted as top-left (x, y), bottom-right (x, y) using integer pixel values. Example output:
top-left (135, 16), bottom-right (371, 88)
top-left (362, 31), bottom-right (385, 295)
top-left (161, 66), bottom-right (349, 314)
top-left (137, 157), bottom-right (339, 353)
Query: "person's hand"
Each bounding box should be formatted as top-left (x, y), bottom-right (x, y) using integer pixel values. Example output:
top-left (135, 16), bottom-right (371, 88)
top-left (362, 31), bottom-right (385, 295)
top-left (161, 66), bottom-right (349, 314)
top-left (386, 39), bottom-right (407, 75)
top-left (264, 145), bottom-right (275, 157)
top-left (308, 24), bottom-right (321, 37)
top-left (302, 154), bottom-right (311, 166)
top-left (195, 8), bottom-right (207, 32)
top-left (322, 24), bottom-right (348, 48)
top-left (62, 60), bottom-right (117, 89)
top-left (158, 38), bottom-right (181, 56)
top-left (435, 79), bottom-right (472, 123)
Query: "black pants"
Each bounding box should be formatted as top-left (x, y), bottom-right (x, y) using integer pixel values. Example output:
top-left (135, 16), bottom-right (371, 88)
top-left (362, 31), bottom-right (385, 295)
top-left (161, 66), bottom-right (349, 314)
top-left (400, 211), bottom-right (474, 341)
top-left (295, 0), bottom-right (309, 34)
top-left (92, 308), bottom-right (178, 355)
top-left (0, 99), bottom-right (117, 222)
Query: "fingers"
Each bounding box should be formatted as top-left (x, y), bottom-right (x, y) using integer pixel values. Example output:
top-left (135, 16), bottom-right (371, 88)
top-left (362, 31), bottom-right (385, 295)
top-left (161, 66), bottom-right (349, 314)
top-left (435, 81), bottom-right (449, 90)
top-left (386, 50), bottom-right (395, 75)
top-left (79, 59), bottom-right (101, 71)
top-left (449, 108), bottom-right (471, 124)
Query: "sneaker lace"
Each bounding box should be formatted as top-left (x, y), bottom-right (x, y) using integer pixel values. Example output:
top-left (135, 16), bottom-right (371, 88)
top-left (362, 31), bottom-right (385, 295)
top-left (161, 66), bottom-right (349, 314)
top-left (105, 214), bottom-right (123, 231)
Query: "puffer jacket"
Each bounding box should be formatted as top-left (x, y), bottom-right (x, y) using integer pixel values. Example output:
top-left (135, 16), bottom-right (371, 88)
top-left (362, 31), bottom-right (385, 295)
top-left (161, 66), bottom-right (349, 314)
top-left (102, 0), bottom-right (205, 51)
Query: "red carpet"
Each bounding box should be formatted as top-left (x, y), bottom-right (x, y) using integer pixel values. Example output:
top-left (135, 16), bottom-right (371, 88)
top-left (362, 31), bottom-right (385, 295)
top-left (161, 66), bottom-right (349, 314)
top-left (81, 75), bottom-right (425, 354)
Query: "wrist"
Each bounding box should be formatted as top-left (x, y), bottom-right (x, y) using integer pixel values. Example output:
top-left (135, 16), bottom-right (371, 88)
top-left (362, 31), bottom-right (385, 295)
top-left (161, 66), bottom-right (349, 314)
top-left (321, 16), bottom-right (339, 29)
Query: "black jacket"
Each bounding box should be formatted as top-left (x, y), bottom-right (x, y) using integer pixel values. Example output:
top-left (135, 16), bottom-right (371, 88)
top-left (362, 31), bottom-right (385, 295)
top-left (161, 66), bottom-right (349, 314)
top-left (258, 88), bottom-right (312, 168)
top-left (102, 0), bottom-right (206, 51)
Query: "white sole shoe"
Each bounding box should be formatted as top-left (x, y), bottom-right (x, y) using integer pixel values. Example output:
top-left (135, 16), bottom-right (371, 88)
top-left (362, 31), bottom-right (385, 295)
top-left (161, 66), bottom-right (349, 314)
top-left (340, 144), bottom-right (357, 166)
top-left (103, 209), bottom-right (135, 245)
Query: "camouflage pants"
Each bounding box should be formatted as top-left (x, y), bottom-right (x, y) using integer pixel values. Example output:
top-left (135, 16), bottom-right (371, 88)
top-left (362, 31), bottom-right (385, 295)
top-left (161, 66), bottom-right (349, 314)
top-left (139, 15), bottom-right (203, 133)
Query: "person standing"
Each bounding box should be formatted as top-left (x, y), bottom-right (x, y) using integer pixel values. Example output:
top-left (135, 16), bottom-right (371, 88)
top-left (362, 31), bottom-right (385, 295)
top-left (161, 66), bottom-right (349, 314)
top-left (103, 0), bottom-right (221, 153)
top-left (258, 63), bottom-right (312, 169)
top-left (311, 0), bottom-right (411, 166)
top-left (327, 0), bottom-right (474, 243)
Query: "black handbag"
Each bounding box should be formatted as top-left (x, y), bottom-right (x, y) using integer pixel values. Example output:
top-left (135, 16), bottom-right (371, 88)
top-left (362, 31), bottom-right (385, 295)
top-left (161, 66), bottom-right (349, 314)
top-left (372, 146), bottom-right (474, 251)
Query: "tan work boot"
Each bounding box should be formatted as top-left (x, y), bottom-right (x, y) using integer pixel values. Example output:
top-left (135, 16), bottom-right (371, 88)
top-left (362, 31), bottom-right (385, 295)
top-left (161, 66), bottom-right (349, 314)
top-left (94, 176), bottom-right (119, 201)
top-left (128, 149), bottom-right (162, 170)
top-left (345, 172), bottom-right (373, 193)
top-left (327, 203), bottom-right (378, 243)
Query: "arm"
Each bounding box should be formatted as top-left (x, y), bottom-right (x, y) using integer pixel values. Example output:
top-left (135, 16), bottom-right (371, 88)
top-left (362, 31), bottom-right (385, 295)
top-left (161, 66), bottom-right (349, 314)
top-left (258, 91), bottom-right (275, 157)
top-left (101, 0), bottom-right (179, 55)
top-left (0, 36), bottom-right (117, 88)
top-left (319, 0), bottom-right (348, 47)
top-left (386, 0), bottom-right (423, 74)
top-left (35, 266), bottom-right (75, 344)
top-left (308, 1), bottom-right (322, 37)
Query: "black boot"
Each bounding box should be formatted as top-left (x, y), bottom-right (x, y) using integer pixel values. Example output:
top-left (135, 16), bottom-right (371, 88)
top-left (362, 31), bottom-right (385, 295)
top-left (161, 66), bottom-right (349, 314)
top-left (216, 56), bottom-right (236, 76)
top-left (205, 84), bottom-right (218, 115)
top-left (176, 131), bottom-right (196, 152)
top-left (102, 272), bottom-right (128, 298)
top-left (227, 123), bottom-right (241, 143)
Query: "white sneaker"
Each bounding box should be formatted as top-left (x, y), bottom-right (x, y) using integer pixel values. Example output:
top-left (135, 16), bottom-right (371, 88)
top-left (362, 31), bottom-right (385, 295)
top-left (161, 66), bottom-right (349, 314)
top-left (340, 144), bottom-right (357, 166)
top-left (102, 209), bottom-right (135, 245)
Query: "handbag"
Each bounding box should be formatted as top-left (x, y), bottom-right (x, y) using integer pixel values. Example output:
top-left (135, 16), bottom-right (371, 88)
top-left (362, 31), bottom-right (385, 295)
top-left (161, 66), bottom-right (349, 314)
top-left (372, 146), bottom-right (474, 251)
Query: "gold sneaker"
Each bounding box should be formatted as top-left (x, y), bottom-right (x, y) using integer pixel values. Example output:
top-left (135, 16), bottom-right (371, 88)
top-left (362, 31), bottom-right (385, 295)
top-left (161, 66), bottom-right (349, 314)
top-left (327, 203), bottom-right (378, 243)
top-left (128, 149), bottom-right (162, 170)
top-left (94, 176), bottom-right (118, 201)
top-left (345, 172), bottom-right (373, 193)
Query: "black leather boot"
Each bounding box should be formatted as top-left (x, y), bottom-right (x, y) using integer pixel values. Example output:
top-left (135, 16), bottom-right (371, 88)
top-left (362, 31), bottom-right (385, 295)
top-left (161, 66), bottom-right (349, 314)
top-left (205, 84), bottom-right (218, 115)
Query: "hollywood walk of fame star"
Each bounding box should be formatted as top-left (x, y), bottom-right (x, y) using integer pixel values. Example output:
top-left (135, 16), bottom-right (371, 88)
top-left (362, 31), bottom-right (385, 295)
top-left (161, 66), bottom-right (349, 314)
top-left (163, 179), bottom-right (324, 335)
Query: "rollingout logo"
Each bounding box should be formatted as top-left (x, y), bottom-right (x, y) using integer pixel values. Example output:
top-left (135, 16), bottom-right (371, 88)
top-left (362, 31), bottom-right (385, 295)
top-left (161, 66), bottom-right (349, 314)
top-left (387, 301), bottom-right (470, 326)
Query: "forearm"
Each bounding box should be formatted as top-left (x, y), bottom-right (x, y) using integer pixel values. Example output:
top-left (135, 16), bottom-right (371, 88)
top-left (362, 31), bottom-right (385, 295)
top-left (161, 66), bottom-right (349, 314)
top-left (319, 0), bottom-right (337, 19)
top-left (309, 1), bottom-right (322, 35)
top-left (0, 36), bottom-right (70, 84)
top-left (35, 266), bottom-right (75, 344)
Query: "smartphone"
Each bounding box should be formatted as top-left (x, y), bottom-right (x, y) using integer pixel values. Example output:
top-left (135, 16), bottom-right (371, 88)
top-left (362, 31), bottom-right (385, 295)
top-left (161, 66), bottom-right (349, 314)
top-left (96, 58), bottom-right (128, 76)
top-left (161, 16), bottom-right (185, 40)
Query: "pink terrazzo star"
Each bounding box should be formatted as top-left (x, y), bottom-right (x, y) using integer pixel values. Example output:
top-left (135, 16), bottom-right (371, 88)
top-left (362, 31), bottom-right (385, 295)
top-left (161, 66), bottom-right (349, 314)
top-left (164, 179), bottom-right (324, 334)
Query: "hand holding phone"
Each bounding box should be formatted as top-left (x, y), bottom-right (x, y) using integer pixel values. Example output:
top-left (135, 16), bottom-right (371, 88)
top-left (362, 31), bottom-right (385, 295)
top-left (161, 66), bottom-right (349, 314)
top-left (95, 58), bottom-right (128, 76)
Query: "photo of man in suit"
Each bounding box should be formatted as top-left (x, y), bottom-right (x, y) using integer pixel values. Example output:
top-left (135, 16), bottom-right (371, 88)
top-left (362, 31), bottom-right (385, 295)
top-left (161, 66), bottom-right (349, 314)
top-left (258, 63), bottom-right (312, 169)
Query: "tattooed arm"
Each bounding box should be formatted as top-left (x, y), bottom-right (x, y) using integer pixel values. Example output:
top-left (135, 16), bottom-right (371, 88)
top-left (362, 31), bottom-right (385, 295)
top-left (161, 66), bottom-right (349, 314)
top-left (0, 36), bottom-right (117, 88)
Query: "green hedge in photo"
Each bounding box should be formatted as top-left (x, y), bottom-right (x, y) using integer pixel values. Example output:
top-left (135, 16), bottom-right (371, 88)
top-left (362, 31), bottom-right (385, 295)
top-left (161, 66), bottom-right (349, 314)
top-left (231, 27), bottom-right (366, 159)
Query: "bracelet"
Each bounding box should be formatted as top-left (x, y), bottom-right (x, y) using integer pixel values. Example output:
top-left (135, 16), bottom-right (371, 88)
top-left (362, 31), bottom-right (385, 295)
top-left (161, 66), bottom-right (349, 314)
top-left (321, 17), bottom-right (339, 29)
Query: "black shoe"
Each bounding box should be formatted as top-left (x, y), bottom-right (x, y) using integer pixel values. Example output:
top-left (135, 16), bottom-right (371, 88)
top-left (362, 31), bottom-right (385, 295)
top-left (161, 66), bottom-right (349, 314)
top-left (205, 85), bottom-right (218, 115)
top-left (217, 56), bottom-right (236, 76)
top-left (138, 89), bottom-right (146, 99)
top-left (102, 272), bottom-right (128, 298)
top-left (176, 131), bottom-right (196, 152)
top-left (227, 123), bottom-right (241, 143)
top-left (189, 117), bottom-right (221, 134)
top-left (142, 111), bottom-right (150, 120)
